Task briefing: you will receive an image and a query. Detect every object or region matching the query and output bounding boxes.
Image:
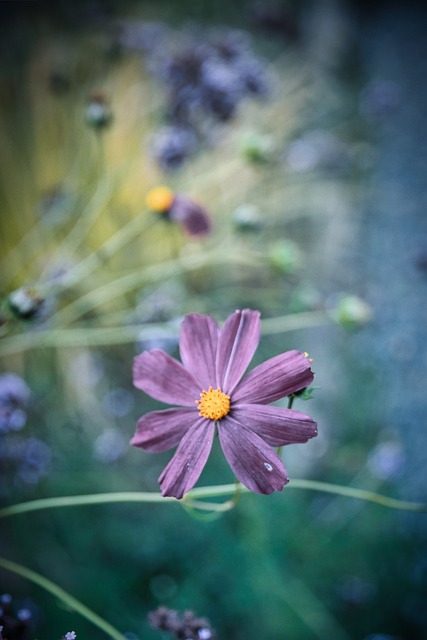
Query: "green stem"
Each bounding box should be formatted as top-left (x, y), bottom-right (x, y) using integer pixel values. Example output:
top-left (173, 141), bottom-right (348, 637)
top-left (35, 165), bottom-right (129, 287)
top-left (288, 479), bottom-right (427, 511)
top-left (0, 557), bottom-right (127, 640)
top-left (0, 480), bottom-right (425, 519)
top-left (0, 311), bottom-right (331, 356)
top-left (0, 323), bottom-right (177, 356)
top-left (277, 395), bottom-right (296, 457)
top-left (261, 311), bottom-right (331, 335)
top-left (51, 245), bottom-right (258, 327)
top-left (57, 213), bottom-right (155, 290)
top-left (0, 491), bottom-right (175, 517)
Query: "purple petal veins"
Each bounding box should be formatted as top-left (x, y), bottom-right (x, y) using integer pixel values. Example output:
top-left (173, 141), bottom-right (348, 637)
top-left (218, 415), bottom-right (289, 494)
top-left (232, 350), bottom-right (314, 404)
top-left (132, 310), bottom-right (317, 498)
top-left (131, 407), bottom-right (199, 452)
top-left (133, 349), bottom-right (200, 406)
top-left (231, 404), bottom-right (317, 446)
top-left (215, 309), bottom-right (261, 394)
top-left (158, 418), bottom-right (215, 498)
top-left (179, 314), bottom-right (219, 389)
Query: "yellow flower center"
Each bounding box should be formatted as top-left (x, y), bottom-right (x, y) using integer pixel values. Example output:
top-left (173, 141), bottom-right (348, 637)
top-left (146, 186), bottom-right (174, 212)
top-left (197, 386), bottom-right (231, 421)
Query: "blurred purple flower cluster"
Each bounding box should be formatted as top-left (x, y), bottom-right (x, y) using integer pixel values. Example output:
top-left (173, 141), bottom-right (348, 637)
top-left (0, 374), bottom-right (51, 491)
top-left (0, 593), bottom-right (35, 640)
top-left (148, 606), bottom-right (215, 640)
top-left (0, 374), bottom-right (30, 434)
top-left (118, 23), bottom-right (270, 169)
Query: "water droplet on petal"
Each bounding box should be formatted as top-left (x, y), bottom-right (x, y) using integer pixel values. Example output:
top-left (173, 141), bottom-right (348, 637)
top-left (264, 462), bottom-right (273, 472)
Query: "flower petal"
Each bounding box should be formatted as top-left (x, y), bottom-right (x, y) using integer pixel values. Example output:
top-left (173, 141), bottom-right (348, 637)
top-left (179, 314), bottom-right (219, 389)
top-left (218, 416), bottom-right (288, 494)
top-left (233, 350), bottom-right (314, 405)
top-left (216, 309), bottom-right (261, 394)
top-left (133, 350), bottom-right (201, 407)
top-left (158, 418), bottom-right (215, 498)
top-left (231, 404), bottom-right (317, 446)
top-left (131, 407), bottom-right (199, 452)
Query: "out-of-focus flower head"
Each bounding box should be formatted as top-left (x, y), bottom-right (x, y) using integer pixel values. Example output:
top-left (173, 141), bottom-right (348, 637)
top-left (132, 309), bottom-right (316, 498)
top-left (93, 428), bottom-right (129, 463)
top-left (240, 131), bottom-right (274, 163)
top-left (0, 437), bottom-right (52, 491)
top-left (146, 186), bottom-right (212, 238)
top-left (148, 606), bottom-right (216, 640)
top-left (151, 125), bottom-right (198, 171)
top-left (285, 130), bottom-right (351, 173)
top-left (85, 92), bottom-right (113, 130)
top-left (0, 593), bottom-right (34, 640)
top-left (198, 59), bottom-right (242, 121)
top-left (367, 440), bottom-right (405, 480)
top-left (7, 286), bottom-right (47, 322)
top-left (269, 240), bottom-right (302, 275)
top-left (359, 79), bottom-right (400, 121)
top-left (331, 294), bottom-right (372, 330)
top-left (232, 203), bottom-right (263, 232)
top-left (207, 28), bottom-right (250, 61)
top-left (141, 26), bottom-right (271, 168)
top-left (12, 437), bottom-right (52, 485)
top-left (0, 373), bottom-right (30, 434)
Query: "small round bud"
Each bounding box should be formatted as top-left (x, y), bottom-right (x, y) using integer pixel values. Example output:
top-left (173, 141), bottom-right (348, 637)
top-left (331, 294), bottom-right (372, 330)
top-left (85, 93), bottom-right (112, 130)
top-left (8, 287), bottom-right (46, 321)
top-left (269, 240), bottom-right (302, 275)
top-left (232, 204), bottom-right (262, 232)
top-left (240, 132), bottom-right (273, 163)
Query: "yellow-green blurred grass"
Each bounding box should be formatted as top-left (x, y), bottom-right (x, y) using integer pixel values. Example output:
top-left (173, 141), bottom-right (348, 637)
top-left (0, 21), bottom-right (353, 336)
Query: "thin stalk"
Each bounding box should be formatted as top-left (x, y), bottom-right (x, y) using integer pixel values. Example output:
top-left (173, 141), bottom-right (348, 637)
top-left (49, 246), bottom-right (261, 327)
top-left (0, 557), bottom-right (127, 640)
top-left (58, 212), bottom-right (155, 289)
top-left (0, 310), bottom-right (331, 356)
top-left (277, 394), bottom-right (296, 457)
top-left (0, 480), bottom-right (426, 519)
top-left (36, 162), bottom-right (131, 285)
top-left (261, 311), bottom-right (331, 335)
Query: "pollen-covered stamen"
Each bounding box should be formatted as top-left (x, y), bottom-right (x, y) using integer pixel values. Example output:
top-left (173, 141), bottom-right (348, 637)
top-left (197, 386), bottom-right (231, 421)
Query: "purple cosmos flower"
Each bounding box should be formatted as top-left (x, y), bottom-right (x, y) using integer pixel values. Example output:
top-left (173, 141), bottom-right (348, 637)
top-left (132, 309), bottom-right (316, 499)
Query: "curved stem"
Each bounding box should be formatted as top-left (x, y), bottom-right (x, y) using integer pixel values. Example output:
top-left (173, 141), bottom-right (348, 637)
top-left (0, 491), bottom-right (175, 517)
top-left (288, 479), bottom-right (427, 511)
top-left (51, 245), bottom-right (257, 327)
top-left (0, 557), bottom-right (127, 640)
top-left (0, 480), bottom-right (425, 519)
top-left (57, 213), bottom-right (156, 290)
top-left (0, 311), bottom-right (330, 356)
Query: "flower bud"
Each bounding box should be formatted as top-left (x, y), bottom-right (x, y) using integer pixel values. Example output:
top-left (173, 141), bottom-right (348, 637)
top-left (269, 239), bottom-right (302, 274)
top-left (332, 294), bottom-right (372, 330)
top-left (85, 93), bottom-right (113, 130)
top-left (8, 287), bottom-right (46, 321)
top-left (232, 204), bottom-right (262, 232)
top-left (240, 132), bottom-right (273, 163)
